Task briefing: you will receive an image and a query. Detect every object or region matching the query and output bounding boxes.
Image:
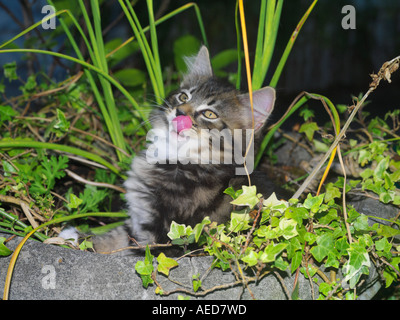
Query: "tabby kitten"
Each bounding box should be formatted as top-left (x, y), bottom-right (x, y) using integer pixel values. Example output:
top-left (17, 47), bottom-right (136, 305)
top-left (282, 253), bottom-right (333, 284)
top-left (62, 46), bottom-right (281, 254)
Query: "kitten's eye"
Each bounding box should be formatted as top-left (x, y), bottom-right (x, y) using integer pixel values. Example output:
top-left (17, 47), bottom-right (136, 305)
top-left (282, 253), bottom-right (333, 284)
top-left (177, 92), bottom-right (190, 103)
top-left (202, 110), bottom-right (218, 119)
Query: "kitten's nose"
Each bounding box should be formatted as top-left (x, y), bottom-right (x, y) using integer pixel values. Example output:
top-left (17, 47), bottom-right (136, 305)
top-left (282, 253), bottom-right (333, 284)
top-left (175, 108), bottom-right (186, 116)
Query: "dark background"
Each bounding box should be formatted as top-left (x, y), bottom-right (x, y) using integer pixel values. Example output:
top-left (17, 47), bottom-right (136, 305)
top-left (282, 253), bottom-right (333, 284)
top-left (0, 0), bottom-right (399, 124)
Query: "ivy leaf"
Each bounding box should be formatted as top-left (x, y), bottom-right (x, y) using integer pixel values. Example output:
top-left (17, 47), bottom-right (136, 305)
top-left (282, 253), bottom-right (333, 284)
top-left (343, 242), bottom-right (371, 289)
top-left (167, 221), bottom-right (193, 240)
top-left (279, 218), bottom-right (298, 240)
top-left (310, 233), bottom-right (334, 263)
top-left (241, 250), bottom-right (258, 267)
top-left (0, 237), bottom-right (12, 256)
top-left (229, 211), bottom-right (251, 232)
top-left (230, 185), bottom-right (259, 208)
top-left (193, 217), bottom-right (211, 242)
top-left (335, 236), bottom-right (350, 256)
top-left (259, 243), bottom-right (287, 263)
top-left (324, 183), bottom-right (342, 203)
top-left (192, 274), bottom-right (202, 292)
top-left (286, 236), bottom-right (302, 260)
top-left (299, 122), bottom-right (319, 141)
top-left (315, 208), bottom-right (339, 225)
top-left (284, 207), bottom-right (309, 225)
top-left (376, 225), bottom-right (400, 238)
top-left (290, 251), bottom-right (303, 274)
top-left (157, 253), bottom-right (178, 276)
top-left (353, 214), bottom-right (370, 231)
top-left (135, 246), bottom-right (154, 288)
top-left (304, 193), bottom-right (325, 213)
top-left (325, 251), bottom-right (339, 269)
top-left (383, 257), bottom-right (400, 288)
top-left (375, 237), bottom-right (392, 253)
top-left (374, 156), bottom-right (390, 180)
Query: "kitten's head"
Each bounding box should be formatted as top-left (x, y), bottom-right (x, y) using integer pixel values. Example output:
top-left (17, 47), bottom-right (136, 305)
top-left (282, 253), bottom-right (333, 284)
top-left (147, 46), bottom-right (276, 171)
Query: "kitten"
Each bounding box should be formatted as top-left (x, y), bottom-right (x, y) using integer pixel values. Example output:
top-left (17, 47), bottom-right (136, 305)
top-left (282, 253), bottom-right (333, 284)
top-left (61, 46), bottom-right (285, 254)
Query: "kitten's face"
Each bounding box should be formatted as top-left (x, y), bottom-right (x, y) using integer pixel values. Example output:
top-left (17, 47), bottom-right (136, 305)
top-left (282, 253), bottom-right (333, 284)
top-left (146, 46), bottom-right (276, 168)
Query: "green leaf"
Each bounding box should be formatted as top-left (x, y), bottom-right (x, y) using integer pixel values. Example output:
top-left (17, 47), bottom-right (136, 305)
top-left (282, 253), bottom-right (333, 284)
top-left (279, 218), bottom-right (298, 240)
top-left (324, 183), bottom-right (342, 203)
top-left (113, 68), bottom-right (146, 87)
top-left (54, 108), bottom-right (70, 135)
top-left (242, 250), bottom-right (259, 267)
top-left (167, 221), bottom-right (193, 240)
top-left (290, 251), bottom-right (303, 274)
top-left (259, 243), bottom-right (287, 263)
top-left (353, 215), bottom-right (370, 232)
top-left (376, 225), bottom-right (400, 238)
top-left (79, 239), bottom-right (93, 251)
top-left (303, 193), bottom-right (324, 213)
top-left (315, 208), bottom-right (339, 225)
top-left (192, 274), bottom-right (202, 292)
top-left (2, 159), bottom-right (17, 176)
top-left (299, 122), bottom-right (319, 141)
top-left (284, 207), bottom-right (309, 225)
top-left (173, 35), bottom-right (201, 73)
top-left (229, 212), bottom-right (251, 233)
top-left (375, 237), bottom-right (391, 253)
top-left (310, 233), bottom-right (334, 263)
top-left (273, 256), bottom-right (289, 271)
top-left (0, 237), bottom-right (12, 256)
top-left (383, 257), bottom-right (400, 288)
top-left (335, 236), bottom-right (350, 256)
top-left (343, 242), bottom-right (371, 289)
top-left (3, 62), bottom-right (17, 81)
top-left (67, 193), bottom-right (83, 209)
top-left (230, 185), bottom-right (259, 208)
top-left (211, 49), bottom-right (238, 75)
top-left (193, 217), bottom-right (211, 242)
top-left (20, 75), bottom-right (37, 94)
top-left (0, 105), bottom-right (18, 125)
top-left (135, 246), bottom-right (154, 288)
top-left (299, 107), bottom-right (315, 121)
top-left (375, 157), bottom-right (390, 179)
top-left (157, 253), bottom-right (178, 276)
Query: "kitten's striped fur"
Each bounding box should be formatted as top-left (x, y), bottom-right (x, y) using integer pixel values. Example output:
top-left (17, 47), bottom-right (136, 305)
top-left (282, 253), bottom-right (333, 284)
top-left (62, 46), bottom-right (282, 255)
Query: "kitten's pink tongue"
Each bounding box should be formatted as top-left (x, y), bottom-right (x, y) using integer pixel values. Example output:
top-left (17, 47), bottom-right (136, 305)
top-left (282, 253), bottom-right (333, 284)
top-left (172, 115), bottom-right (192, 134)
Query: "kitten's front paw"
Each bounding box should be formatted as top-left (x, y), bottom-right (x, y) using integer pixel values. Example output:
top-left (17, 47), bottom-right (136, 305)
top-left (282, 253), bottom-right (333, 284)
top-left (58, 227), bottom-right (79, 246)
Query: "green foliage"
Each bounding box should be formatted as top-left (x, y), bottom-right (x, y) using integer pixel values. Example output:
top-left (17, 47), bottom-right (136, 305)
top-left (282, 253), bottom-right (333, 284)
top-left (0, 237), bottom-right (12, 256)
top-left (136, 182), bottom-right (400, 299)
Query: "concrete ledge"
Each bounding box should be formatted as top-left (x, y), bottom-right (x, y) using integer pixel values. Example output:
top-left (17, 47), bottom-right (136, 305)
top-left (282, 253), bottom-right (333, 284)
top-left (0, 230), bottom-right (382, 300)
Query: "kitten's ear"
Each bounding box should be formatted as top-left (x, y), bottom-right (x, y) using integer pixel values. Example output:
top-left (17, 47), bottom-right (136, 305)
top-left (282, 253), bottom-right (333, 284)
top-left (238, 87), bottom-right (276, 131)
top-left (183, 46), bottom-right (213, 83)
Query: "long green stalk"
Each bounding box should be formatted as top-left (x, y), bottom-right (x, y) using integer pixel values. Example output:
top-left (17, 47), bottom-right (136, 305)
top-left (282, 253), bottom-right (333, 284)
top-left (255, 95), bottom-right (309, 167)
top-left (0, 140), bottom-right (123, 177)
top-left (252, 0), bottom-right (283, 90)
top-left (118, 0), bottom-right (163, 103)
top-left (255, 91), bottom-right (339, 167)
top-left (147, 0), bottom-right (164, 99)
top-left (269, 0), bottom-right (318, 87)
top-left (0, 48), bottom-right (144, 121)
top-left (0, 208), bottom-right (48, 242)
top-left (79, 0), bottom-right (127, 162)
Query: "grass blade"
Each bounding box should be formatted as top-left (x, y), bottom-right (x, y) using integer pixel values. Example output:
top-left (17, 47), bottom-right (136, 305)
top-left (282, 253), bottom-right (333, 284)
top-left (269, 0), bottom-right (318, 87)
